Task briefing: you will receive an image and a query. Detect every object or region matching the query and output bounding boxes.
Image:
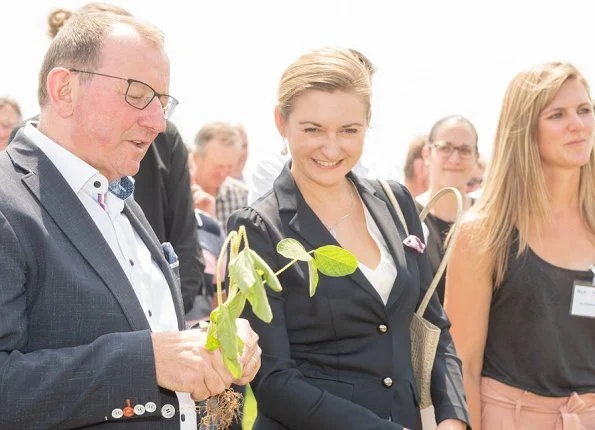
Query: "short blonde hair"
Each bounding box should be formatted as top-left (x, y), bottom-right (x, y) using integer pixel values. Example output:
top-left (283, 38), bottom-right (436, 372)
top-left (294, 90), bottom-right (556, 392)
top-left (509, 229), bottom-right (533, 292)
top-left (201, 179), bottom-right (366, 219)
top-left (472, 62), bottom-right (595, 286)
top-left (193, 122), bottom-right (241, 156)
top-left (38, 12), bottom-right (164, 107)
top-left (277, 47), bottom-right (374, 123)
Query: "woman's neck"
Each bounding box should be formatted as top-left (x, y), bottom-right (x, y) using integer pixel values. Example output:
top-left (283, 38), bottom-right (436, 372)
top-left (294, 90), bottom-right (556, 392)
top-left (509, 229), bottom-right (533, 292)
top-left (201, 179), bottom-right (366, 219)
top-left (543, 165), bottom-right (581, 213)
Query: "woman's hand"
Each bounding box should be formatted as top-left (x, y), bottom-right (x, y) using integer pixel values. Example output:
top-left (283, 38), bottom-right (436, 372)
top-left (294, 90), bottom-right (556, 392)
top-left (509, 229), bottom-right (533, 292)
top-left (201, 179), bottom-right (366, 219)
top-left (436, 418), bottom-right (467, 430)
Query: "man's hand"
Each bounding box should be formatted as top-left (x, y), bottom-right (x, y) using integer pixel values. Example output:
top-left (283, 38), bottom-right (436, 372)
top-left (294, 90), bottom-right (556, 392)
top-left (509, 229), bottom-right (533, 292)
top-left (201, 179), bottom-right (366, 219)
top-left (233, 318), bottom-right (261, 385)
top-left (151, 318), bottom-right (261, 401)
top-left (152, 330), bottom-right (234, 401)
top-left (192, 184), bottom-right (216, 216)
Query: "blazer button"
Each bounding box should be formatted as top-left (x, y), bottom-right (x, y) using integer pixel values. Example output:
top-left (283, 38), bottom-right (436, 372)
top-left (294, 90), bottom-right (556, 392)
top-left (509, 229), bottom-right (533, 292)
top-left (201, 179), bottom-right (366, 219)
top-left (383, 377), bottom-right (393, 387)
top-left (377, 324), bottom-right (388, 333)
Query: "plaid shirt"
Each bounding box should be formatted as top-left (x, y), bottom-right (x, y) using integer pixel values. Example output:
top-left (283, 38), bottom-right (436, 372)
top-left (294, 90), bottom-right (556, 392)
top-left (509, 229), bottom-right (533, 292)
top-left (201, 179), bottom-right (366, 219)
top-left (216, 177), bottom-right (248, 232)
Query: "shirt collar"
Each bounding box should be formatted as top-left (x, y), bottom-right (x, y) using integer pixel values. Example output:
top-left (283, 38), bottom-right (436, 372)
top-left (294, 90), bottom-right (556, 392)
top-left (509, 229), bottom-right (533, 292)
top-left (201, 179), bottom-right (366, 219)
top-left (24, 121), bottom-right (106, 195)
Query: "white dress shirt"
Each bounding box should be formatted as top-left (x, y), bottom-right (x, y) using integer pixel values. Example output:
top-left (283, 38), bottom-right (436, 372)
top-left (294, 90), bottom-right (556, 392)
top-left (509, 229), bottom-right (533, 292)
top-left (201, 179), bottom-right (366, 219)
top-left (24, 122), bottom-right (197, 429)
top-left (358, 202), bottom-right (398, 305)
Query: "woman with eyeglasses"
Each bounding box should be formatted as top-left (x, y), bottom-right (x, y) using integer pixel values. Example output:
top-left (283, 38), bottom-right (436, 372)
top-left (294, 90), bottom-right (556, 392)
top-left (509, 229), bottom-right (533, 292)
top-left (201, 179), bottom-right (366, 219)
top-left (446, 63), bottom-right (595, 429)
top-left (414, 115), bottom-right (479, 304)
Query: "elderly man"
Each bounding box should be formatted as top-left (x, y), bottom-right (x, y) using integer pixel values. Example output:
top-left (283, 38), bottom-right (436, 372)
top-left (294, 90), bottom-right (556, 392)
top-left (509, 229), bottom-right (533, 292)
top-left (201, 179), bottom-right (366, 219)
top-left (190, 122), bottom-right (249, 230)
top-left (0, 12), bottom-right (260, 429)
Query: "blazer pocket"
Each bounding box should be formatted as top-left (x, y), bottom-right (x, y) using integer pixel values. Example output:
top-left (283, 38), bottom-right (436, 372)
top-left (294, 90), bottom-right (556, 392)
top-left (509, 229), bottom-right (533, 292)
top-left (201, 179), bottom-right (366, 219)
top-left (303, 375), bottom-right (354, 401)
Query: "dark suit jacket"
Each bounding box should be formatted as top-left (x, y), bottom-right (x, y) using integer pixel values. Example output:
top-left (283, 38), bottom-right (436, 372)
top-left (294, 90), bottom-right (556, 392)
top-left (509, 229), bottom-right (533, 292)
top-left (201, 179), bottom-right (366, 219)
top-left (0, 133), bottom-right (185, 429)
top-left (228, 164), bottom-right (470, 430)
top-left (10, 119), bottom-right (205, 313)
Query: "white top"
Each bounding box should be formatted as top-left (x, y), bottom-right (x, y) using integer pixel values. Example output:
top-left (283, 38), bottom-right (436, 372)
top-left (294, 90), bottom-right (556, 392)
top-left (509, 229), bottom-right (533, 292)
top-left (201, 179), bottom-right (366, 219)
top-left (358, 202), bottom-right (398, 305)
top-left (24, 122), bottom-right (196, 429)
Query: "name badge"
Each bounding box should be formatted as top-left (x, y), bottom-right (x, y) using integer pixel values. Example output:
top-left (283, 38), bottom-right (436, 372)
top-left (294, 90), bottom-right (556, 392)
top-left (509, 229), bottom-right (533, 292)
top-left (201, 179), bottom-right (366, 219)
top-left (570, 280), bottom-right (595, 318)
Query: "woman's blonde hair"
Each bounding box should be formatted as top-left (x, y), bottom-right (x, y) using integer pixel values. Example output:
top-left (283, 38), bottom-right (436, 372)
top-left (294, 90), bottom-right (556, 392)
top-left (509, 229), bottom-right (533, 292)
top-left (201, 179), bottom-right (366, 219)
top-left (472, 62), bottom-right (595, 287)
top-left (277, 47), bottom-right (374, 123)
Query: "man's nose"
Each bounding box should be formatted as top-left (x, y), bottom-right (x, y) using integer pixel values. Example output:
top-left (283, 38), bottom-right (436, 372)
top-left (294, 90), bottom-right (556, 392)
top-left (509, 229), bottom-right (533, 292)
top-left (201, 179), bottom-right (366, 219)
top-left (139, 98), bottom-right (166, 134)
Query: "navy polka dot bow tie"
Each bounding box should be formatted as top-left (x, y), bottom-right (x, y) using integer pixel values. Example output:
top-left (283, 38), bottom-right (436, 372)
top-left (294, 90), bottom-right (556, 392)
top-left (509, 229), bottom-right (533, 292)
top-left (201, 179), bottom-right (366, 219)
top-left (108, 176), bottom-right (135, 200)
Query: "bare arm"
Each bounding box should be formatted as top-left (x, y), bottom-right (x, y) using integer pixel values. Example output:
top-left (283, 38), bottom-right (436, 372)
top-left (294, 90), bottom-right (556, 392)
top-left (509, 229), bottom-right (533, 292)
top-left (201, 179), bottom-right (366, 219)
top-left (444, 220), bottom-right (493, 430)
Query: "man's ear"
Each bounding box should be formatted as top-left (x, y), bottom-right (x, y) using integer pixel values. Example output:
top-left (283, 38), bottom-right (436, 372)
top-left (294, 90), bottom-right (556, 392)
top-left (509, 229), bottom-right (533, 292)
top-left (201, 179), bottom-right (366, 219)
top-left (274, 106), bottom-right (286, 137)
top-left (45, 68), bottom-right (75, 117)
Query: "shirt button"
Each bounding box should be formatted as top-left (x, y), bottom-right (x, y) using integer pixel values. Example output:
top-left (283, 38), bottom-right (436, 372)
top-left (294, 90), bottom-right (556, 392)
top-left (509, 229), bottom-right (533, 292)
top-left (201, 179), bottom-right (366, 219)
top-left (148, 310), bottom-right (153, 317)
top-left (145, 402), bottom-right (157, 413)
top-left (134, 404), bottom-right (146, 416)
top-left (93, 181), bottom-right (101, 188)
top-left (111, 408), bottom-right (123, 419)
top-left (377, 324), bottom-right (388, 333)
top-left (383, 377), bottom-right (393, 387)
top-left (181, 413), bottom-right (186, 422)
top-left (129, 259), bottom-right (134, 266)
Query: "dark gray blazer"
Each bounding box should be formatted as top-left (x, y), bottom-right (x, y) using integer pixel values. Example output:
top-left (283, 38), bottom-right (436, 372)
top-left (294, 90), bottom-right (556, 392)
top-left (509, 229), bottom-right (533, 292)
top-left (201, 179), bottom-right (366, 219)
top-left (228, 164), bottom-right (470, 430)
top-left (0, 132), bottom-right (186, 429)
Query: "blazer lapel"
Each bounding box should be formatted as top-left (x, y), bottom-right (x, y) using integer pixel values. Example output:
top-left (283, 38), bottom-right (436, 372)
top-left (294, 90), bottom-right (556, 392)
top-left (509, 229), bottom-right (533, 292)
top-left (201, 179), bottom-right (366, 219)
top-left (8, 137), bottom-right (150, 331)
top-left (352, 177), bottom-right (409, 308)
top-left (124, 202), bottom-right (185, 330)
top-left (274, 164), bottom-right (386, 305)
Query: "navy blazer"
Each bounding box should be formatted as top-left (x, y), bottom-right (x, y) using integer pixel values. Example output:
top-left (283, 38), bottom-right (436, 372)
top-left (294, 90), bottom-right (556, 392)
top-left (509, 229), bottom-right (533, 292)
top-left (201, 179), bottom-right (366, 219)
top-left (228, 164), bottom-right (470, 430)
top-left (0, 133), bottom-right (185, 429)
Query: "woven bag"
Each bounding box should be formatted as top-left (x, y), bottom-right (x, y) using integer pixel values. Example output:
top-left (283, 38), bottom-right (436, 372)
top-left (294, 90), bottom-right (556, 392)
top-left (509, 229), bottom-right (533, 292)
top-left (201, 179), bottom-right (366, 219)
top-left (379, 181), bottom-right (463, 409)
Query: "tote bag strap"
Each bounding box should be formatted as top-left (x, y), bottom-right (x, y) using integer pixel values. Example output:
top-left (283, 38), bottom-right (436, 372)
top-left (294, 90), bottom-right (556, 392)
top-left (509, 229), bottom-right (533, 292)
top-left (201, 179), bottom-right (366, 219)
top-left (377, 180), bottom-right (463, 317)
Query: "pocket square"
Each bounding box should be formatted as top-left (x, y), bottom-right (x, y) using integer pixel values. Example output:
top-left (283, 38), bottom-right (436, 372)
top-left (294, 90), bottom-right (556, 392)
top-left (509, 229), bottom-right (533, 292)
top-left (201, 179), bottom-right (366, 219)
top-left (403, 235), bottom-right (425, 254)
top-left (161, 242), bottom-right (179, 265)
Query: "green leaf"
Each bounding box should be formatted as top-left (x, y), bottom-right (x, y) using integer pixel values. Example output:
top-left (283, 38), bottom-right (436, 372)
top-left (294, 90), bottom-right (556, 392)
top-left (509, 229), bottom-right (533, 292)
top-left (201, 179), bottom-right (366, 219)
top-left (223, 355), bottom-right (243, 379)
top-left (249, 250), bottom-right (282, 292)
top-left (205, 323), bottom-right (220, 351)
top-left (228, 250), bottom-right (257, 293)
top-left (313, 245), bottom-right (358, 277)
top-left (216, 306), bottom-right (240, 361)
top-left (225, 290), bottom-right (247, 320)
top-left (307, 259), bottom-right (319, 297)
top-left (276, 238), bottom-right (312, 261)
top-left (246, 273), bottom-right (273, 322)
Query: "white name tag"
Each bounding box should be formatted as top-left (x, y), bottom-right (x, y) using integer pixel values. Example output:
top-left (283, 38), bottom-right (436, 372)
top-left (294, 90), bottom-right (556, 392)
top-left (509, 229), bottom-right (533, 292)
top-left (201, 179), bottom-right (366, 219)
top-left (570, 281), bottom-right (595, 318)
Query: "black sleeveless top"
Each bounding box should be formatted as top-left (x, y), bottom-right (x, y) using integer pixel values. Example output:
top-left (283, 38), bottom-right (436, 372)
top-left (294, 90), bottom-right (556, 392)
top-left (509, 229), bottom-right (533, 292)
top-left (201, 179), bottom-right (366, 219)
top-left (482, 238), bottom-right (595, 396)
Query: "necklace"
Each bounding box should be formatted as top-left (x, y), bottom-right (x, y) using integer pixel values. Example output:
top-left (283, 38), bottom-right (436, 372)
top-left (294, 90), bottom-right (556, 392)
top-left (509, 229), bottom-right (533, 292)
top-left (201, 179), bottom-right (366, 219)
top-left (323, 184), bottom-right (356, 238)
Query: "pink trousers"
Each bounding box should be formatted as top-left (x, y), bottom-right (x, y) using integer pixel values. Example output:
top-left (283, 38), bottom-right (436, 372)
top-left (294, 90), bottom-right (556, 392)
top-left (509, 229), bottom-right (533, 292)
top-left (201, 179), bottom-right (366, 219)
top-left (481, 377), bottom-right (595, 429)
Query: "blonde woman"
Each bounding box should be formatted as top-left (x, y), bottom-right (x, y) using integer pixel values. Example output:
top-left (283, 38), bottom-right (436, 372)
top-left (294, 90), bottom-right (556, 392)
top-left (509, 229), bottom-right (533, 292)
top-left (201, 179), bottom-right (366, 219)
top-left (446, 62), bottom-right (595, 429)
top-left (229, 47), bottom-right (469, 430)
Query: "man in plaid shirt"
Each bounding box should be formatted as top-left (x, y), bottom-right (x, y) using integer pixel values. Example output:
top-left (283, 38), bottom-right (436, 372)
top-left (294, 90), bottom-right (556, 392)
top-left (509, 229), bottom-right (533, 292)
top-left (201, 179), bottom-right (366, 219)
top-left (189, 122), bottom-right (248, 232)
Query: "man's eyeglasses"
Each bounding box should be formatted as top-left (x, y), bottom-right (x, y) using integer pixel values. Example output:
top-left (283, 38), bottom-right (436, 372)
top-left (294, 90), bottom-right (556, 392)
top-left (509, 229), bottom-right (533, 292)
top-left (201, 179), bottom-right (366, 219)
top-left (429, 141), bottom-right (476, 160)
top-left (69, 69), bottom-right (178, 119)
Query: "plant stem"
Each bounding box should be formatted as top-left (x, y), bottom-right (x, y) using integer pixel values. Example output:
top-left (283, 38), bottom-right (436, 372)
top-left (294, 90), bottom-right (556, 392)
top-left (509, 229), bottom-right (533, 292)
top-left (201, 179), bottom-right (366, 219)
top-left (274, 251), bottom-right (315, 276)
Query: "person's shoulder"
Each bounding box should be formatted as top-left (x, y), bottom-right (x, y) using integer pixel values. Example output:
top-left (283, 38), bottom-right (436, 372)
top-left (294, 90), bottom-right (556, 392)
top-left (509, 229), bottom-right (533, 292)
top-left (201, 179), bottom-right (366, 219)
top-left (222, 177), bottom-right (249, 195)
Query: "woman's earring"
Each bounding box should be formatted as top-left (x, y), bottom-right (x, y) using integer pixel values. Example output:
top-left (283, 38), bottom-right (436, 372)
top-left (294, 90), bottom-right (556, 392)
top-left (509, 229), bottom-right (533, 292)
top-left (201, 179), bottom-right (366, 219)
top-left (281, 137), bottom-right (288, 155)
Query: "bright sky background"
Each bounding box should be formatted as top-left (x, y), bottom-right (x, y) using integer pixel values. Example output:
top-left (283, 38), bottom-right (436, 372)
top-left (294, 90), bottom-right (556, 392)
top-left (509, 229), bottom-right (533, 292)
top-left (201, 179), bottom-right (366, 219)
top-left (2, 0), bottom-right (595, 180)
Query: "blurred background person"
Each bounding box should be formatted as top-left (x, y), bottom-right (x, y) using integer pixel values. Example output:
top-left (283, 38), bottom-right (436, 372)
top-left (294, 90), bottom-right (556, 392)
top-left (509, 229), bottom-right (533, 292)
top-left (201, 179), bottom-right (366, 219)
top-left (446, 62), bottom-right (595, 429)
top-left (10, 2), bottom-right (206, 315)
top-left (465, 156), bottom-right (486, 195)
top-left (190, 121), bottom-right (248, 230)
top-left (415, 115), bottom-right (478, 305)
top-left (403, 134), bottom-right (430, 197)
top-left (0, 97), bottom-right (22, 150)
top-left (230, 122), bottom-right (249, 182)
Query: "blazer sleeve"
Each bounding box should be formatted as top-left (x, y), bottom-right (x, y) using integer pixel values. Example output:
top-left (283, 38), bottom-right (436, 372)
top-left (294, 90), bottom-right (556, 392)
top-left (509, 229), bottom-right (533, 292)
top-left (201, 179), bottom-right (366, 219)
top-left (228, 207), bottom-right (404, 430)
top-left (391, 183), bottom-right (470, 426)
top-left (0, 210), bottom-right (168, 429)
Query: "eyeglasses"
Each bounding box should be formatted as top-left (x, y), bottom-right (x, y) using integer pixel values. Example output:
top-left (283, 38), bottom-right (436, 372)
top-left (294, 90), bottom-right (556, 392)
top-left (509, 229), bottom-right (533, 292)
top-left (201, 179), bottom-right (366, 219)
top-left (467, 177), bottom-right (483, 187)
top-left (429, 141), bottom-right (476, 160)
top-left (69, 69), bottom-right (178, 119)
